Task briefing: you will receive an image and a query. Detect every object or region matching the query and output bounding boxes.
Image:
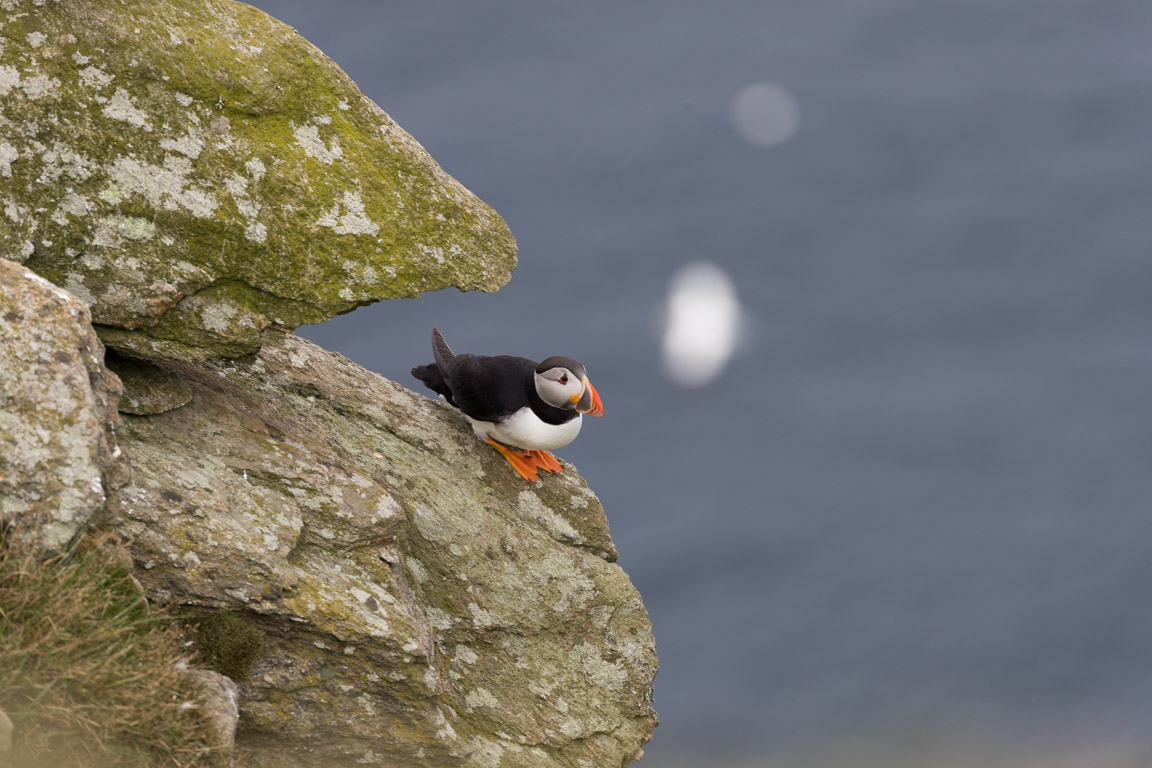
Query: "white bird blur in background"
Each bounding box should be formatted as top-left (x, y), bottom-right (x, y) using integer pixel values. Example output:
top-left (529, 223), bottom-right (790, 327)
top-left (660, 261), bottom-right (744, 388)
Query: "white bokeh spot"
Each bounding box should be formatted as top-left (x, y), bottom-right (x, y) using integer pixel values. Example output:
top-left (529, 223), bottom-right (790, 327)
top-left (731, 82), bottom-right (800, 148)
top-left (661, 262), bottom-right (741, 388)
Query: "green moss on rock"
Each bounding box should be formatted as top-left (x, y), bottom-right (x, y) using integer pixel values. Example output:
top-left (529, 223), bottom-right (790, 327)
top-left (191, 611), bottom-right (266, 682)
top-left (1, 0), bottom-right (517, 362)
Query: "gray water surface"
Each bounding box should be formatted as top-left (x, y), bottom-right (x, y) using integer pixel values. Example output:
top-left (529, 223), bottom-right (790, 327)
top-left (249, 1), bottom-right (1152, 763)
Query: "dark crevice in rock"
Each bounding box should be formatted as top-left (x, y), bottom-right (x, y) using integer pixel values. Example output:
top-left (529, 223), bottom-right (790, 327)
top-left (105, 350), bottom-right (195, 415)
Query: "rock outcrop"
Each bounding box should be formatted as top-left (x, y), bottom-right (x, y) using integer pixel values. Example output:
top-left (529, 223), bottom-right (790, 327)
top-left (100, 330), bottom-right (656, 767)
top-left (0, 258), bottom-right (126, 549)
top-left (1, 1), bottom-right (656, 765)
top-left (1, 0), bottom-right (516, 362)
top-left (183, 668), bottom-right (243, 753)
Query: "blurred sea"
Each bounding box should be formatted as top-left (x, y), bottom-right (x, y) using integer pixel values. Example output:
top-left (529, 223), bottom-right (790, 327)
top-left (251, 1), bottom-right (1152, 764)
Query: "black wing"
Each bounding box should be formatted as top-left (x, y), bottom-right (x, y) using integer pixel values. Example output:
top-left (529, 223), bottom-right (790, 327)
top-left (442, 353), bottom-right (536, 422)
top-left (411, 329), bottom-right (536, 421)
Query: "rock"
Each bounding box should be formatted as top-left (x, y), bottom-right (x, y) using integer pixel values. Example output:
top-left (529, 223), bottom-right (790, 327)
top-left (0, 706), bottom-right (11, 760)
top-left (0, 258), bottom-right (127, 549)
top-left (108, 352), bottom-right (194, 415)
top-left (1, 1), bottom-right (656, 762)
top-left (182, 668), bottom-right (241, 750)
top-left (0, 0), bottom-right (517, 363)
top-left (101, 331), bottom-right (657, 767)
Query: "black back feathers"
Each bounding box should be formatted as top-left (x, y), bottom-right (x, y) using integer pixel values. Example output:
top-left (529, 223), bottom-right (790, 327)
top-left (411, 329), bottom-right (578, 425)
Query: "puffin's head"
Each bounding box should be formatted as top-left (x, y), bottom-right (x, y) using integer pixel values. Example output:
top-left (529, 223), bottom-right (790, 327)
top-left (534, 356), bottom-right (604, 417)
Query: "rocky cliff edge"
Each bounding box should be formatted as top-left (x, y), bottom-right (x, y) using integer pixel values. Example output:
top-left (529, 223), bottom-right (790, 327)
top-left (0, 0), bottom-right (656, 765)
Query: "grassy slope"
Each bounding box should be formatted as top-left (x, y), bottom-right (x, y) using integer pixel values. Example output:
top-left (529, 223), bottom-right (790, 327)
top-left (0, 533), bottom-right (231, 768)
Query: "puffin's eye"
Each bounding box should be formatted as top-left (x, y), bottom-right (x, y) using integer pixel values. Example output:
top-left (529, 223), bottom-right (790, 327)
top-left (559, 374), bottom-right (568, 385)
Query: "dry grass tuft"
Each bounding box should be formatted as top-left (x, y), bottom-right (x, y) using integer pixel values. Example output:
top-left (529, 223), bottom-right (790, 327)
top-left (0, 532), bottom-right (232, 768)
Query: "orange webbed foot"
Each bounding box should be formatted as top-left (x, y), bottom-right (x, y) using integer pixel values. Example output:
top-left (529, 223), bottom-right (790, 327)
top-left (486, 439), bottom-right (540, 482)
top-left (526, 450), bottom-right (564, 475)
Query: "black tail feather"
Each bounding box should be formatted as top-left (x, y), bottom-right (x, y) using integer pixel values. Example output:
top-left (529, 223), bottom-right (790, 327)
top-left (431, 328), bottom-right (455, 375)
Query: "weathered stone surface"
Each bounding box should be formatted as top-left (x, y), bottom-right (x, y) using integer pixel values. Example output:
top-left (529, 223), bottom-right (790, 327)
top-left (2, 1), bottom-right (656, 761)
top-left (108, 352), bottom-right (194, 415)
top-left (0, 706), bottom-right (11, 760)
top-left (100, 332), bottom-right (657, 767)
top-left (0, 0), bottom-right (517, 362)
top-left (182, 668), bottom-right (242, 751)
top-left (0, 257), bottom-right (126, 549)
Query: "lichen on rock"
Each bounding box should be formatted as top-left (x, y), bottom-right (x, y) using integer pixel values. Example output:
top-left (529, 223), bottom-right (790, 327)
top-left (0, 0), bottom-right (517, 362)
top-left (94, 332), bottom-right (657, 767)
top-left (0, 257), bottom-right (127, 549)
top-left (2, 1), bottom-right (656, 763)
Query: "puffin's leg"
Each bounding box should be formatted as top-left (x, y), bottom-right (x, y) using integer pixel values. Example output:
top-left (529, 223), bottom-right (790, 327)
top-left (527, 450), bottom-right (564, 474)
top-left (486, 439), bottom-right (540, 482)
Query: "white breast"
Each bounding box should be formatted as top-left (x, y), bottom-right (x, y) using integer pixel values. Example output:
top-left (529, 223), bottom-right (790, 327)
top-left (467, 408), bottom-right (583, 451)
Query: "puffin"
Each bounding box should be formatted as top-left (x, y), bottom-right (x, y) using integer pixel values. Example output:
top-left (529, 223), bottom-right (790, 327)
top-left (411, 329), bottom-right (604, 482)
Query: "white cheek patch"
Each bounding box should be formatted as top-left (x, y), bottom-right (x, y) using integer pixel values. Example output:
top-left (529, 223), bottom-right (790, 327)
top-left (536, 369), bottom-right (579, 409)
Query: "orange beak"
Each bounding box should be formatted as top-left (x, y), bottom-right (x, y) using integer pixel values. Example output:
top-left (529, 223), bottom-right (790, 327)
top-left (575, 377), bottom-right (604, 417)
